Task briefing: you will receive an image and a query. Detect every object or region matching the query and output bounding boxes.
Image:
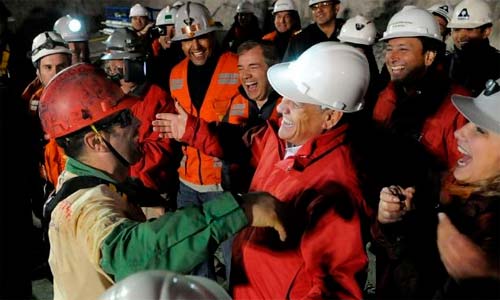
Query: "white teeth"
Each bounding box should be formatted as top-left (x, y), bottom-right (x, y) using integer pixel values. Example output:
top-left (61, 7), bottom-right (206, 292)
top-left (391, 66), bottom-right (404, 71)
top-left (457, 158), bottom-right (467, 167)
top-left (457, 145), bottom-right (469, 155)
top-left (282, 119), bottom-right (293, 125)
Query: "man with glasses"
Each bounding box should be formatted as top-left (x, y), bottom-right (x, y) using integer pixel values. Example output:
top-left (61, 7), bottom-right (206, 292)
top-left (40, 63), bottom-right (286, 300)
top-left (283, 0), bottom-right (343, 62)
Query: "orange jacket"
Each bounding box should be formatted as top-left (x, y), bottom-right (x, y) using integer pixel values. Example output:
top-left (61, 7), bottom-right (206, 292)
top-left (170, 52), bottom-right (240, 186)
top-left (43, 139), bottom-right (66, 186)
top-left (21, 77), bottom-right (43, 115)
top-left (223, 88), bottom-right (281, 125)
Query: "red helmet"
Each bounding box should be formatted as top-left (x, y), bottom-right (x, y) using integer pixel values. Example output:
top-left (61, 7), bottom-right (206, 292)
top-left (39, 63), bottom-right (139, 139)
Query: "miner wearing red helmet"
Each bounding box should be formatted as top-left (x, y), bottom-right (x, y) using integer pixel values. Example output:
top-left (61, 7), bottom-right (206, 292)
top-left (39, 63), bottom-right (286, 300)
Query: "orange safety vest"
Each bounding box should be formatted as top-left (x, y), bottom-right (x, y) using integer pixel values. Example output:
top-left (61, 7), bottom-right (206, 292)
top-left (170, 52), bottom-right (240, 186)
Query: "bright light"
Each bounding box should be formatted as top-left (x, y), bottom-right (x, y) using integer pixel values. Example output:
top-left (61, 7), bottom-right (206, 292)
top-left (68, 19), bottom-right (82, 32)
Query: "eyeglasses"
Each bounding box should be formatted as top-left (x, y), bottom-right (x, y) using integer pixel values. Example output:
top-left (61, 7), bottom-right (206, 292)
top-left (310, 1), bottom-right (333, 11)
top-left (29, 32), bottom-right (68, 58)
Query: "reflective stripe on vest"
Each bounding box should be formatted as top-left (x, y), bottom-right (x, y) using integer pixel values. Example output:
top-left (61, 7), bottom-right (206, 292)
top-left (218, 73), bottom-right (239, 85)
top-left (171, 79), bottom-right (183, 91)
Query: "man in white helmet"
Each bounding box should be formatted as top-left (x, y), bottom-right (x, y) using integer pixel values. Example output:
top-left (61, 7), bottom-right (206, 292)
top-left (283, 0), bottom-right (343, 62)
top-left (446, 0), bottom-right (500, 96)
top-left (166, 1), bottom-right (242, 281)
top-left (222, 0), bottom-right (263, 53)
top-left (150, 3), bottom-right (185, 92)
top-left (262, 0), bottom-right (302, 60)
top-left (427, 3), bottom-right (454, 41)
top-left (129, 3), bottom-right (152, 36)
top-left (372, 6), bottom-right (474, 299)
top-left (154, 41), bottom-right (373, 299)
top-left (54, 15), bottom-right (90, 64)
top-left (338, 15), bottom-right (381, 115)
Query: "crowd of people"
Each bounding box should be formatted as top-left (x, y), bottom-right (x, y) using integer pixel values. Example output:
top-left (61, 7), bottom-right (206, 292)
top-left (0, 0), bottom-right (499, 299)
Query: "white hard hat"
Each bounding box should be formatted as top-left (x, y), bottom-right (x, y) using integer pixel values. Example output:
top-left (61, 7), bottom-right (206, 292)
top-left (447, 0), bottom-right (492, 29)
top-left (101, 28), bottom-right (144, 60)
top-left (452, 78), bottom-right (500, 134)
top-left (54, 15), bottom-right (89, 42)
top-left (171, 2), bottom-right (219, 42)
top-left (273, 0), bottom-right (298, 14)
top-left (309, 0), bottom-right (338, 6)
top-left (338, 15), bottom-right (377, 46)
top-left (380, 5), bottom-right (442, 42)
top-left (129, 3), bottom-right (149, 18)
top-left (156, 6), bottom-right (176, 26)
top-left (31, 31), bottom-right (72, 64)
top-left (427, 3), bottom-right (454, 23)
top-left (98, 270), bottom-right (231, 300)
top-left (268, 42), bottom-right (369, 112)
top-left (236, 1), bottom-right (254, 14)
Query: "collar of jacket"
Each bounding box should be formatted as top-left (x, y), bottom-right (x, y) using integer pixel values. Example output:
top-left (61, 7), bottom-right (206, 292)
top-left (65, 156), bottom-right (118, 184)
top-left (276, 123), bottom-right (349, 172)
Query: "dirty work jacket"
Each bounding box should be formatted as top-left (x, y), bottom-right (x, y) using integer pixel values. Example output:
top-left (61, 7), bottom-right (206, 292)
top-left (170, 52), bottom-right (239, 188)
top-left (48, 157), bottom-right (248, 300)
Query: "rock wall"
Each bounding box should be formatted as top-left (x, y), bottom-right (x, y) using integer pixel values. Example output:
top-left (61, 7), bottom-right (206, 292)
top-left (3, 0), bottom-right (500, 59)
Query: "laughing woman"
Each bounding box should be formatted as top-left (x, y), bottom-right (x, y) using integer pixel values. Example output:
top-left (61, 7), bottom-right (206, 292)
top-left (435, 78), bottom-right (500, 299)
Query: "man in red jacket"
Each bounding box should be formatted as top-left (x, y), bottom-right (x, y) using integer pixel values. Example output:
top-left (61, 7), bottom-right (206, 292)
top-left (154, 42), bottom-right (373, 299)
top-left (373, 6), bottom-right (470, 170)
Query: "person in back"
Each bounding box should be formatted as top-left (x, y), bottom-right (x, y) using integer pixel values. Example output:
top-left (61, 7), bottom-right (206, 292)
top-left (445, 0), bottom-right (500, 96)
top-left (222, 0), bottom-right (263, 53)
top-left (262, 0), bottom-right (301, 60)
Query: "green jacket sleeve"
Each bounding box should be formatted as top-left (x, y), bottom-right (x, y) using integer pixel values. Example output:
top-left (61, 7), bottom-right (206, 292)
top-left (100, 192), bottom-right (248, 281)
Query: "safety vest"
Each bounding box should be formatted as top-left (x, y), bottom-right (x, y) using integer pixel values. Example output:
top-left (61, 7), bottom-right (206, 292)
top-left (223, 91), bottom-right (282, 126)
top-left (170, 52), bottom-right (240, 186)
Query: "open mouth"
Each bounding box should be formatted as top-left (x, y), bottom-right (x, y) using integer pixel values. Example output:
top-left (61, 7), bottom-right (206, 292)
top-left (456, 144), bottom-right (472, 167)
top-left (281, 118), bottom-right (294, 128)
top-left (390, 65), bottom-right (404, 75)
top-left (245, 81), bottom-right (258, 92)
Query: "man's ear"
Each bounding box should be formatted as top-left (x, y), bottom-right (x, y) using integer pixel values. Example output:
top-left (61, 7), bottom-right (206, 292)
top-left (482, 26), bottom-right (492, 39)
top-left (424, 50), bottom-right (437, 67)
top-left (323, 109), bottom-right (343, 130)
top-left (84, 132), bottom-right (106, 152)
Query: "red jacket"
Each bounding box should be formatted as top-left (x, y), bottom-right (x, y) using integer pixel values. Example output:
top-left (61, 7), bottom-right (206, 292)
top-left (232, 123), bottom-right (369, 300)
top-left (129, 83), bottom-right (178, 195)
top-left (373, 81), bottom-right (470, 169)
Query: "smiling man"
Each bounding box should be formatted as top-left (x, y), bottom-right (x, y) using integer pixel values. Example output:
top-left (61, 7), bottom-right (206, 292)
top-left (168, 1), bottom-right (241, 280)
top-left (373, 6), bottom-right (471, 170)
top-left (283, 0), bottom-right (343, 62)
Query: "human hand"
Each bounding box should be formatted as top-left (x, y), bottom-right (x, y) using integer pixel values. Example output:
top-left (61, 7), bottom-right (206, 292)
top-left (377, 186), bottom-right (415, 224)
top-left (240, 192), bottom-right (287, 242)
top-left (152, 102), bottom-right (188, 140)
top-left (437, 213), bottom-right (498, 280)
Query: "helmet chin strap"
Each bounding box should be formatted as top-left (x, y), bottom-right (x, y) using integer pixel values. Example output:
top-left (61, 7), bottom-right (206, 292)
top-left (91, 125), bottom-right (131, 168)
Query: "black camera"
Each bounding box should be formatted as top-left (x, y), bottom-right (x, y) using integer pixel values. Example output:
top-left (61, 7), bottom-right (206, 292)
top-left (149, 26), bottom-right (166, 40)
top-left (124, 59), bottom-right (147, 83)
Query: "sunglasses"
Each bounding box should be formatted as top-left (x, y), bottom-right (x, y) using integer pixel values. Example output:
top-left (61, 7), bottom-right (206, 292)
top-left (310, 1), bottom-right (333, 11)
